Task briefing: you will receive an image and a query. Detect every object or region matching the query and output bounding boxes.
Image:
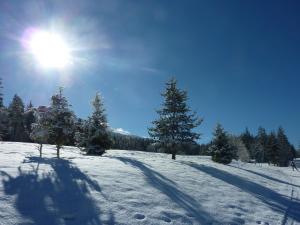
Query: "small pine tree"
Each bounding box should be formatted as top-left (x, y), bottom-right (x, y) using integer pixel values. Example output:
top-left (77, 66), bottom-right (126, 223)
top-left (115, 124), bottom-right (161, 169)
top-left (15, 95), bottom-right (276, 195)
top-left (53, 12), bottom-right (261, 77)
top-left (228, 136), bottom-right (249, 162)
top-left (8, 94), bottom-right (26, 141)
top-left (24, 101), bottom-right (36, 141)
top-left (30, 111), bottom-right (49, 157)
top-left (47, 88), bottom-right (75, 158)
top-left (76, 93), bottom-right (112, 155)
top-left (149, 78), bottom-right (202, 160)
top-left (209, 124), bottom-right (234, 164)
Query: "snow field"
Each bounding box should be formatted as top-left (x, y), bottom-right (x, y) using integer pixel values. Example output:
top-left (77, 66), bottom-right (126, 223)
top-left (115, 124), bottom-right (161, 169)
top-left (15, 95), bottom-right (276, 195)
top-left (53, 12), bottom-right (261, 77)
top-left (0, 142), bottom-right (299, 225)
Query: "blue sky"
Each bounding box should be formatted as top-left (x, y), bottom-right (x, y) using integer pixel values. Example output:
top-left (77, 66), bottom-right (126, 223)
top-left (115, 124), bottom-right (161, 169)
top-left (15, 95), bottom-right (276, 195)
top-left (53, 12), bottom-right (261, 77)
top-left (0, 0), bottom-right (299, 145)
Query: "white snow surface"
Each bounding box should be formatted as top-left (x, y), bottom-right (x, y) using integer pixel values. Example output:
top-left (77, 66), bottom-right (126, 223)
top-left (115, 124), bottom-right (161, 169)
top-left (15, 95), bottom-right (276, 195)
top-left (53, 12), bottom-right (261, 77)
top-left (0, 142), bottom-right (299, 225)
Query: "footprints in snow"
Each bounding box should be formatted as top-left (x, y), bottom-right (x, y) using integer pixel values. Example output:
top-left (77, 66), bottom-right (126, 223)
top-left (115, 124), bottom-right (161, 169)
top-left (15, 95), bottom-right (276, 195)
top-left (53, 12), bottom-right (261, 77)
top-left (133, 213), bottom-right (174, 223)
top-left (134, 213), bottom-right (145, 220)
top-left (228, 204), bottom-right (269, 225)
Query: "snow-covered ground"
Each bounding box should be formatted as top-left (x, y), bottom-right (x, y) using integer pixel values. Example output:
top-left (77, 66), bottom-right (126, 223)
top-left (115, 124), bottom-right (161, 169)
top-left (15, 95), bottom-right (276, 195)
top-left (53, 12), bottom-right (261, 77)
top-left (0, 142), bottom-right (299, 225)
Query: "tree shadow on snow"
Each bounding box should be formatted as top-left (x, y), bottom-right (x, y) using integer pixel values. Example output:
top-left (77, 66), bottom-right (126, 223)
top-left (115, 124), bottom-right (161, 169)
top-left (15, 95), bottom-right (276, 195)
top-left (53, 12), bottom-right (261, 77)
top-left (112, 156), bottom-right (219, 224)
top-left (228, 165), bottom-right (300, 189)
top-left (182, 162), bottom-right (300, 223)
top-left (0, 157), bottom-right (114, 225)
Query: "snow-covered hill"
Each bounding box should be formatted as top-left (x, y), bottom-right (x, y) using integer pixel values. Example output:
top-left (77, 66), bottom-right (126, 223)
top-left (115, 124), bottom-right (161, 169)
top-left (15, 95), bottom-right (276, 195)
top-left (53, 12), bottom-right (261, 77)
top-left (0, 142), bottom-right (299, 225)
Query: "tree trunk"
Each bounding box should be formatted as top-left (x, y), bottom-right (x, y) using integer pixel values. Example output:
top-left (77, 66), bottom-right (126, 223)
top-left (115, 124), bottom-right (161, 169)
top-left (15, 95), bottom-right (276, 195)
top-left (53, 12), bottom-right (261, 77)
top-left (57, 147), bottom-right (60, 158)
top-left (172, 152), bottom-right (176, 160)
top-left (39, 143), bottom-right (43, 158)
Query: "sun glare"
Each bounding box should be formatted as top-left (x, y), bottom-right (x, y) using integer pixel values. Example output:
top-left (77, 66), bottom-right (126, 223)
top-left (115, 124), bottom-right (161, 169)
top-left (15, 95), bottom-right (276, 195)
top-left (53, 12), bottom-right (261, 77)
top-left (27, 30), bottom-right (72, 69)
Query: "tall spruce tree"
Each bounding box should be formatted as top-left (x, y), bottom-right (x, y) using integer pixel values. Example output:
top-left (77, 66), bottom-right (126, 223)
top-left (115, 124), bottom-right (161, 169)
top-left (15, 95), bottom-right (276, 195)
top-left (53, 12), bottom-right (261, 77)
top-left (8, 94), bottom-right (26, 141)
top-left (149, 78), bottom-right (202, 160)
top-left (0, 78), bottom-right (3, 108)
top-left (256, 126), bottom-right (268, 162)
top-left (265, 132), bottom-right (279, 165)
top-left (0, 109), bottom-right (9, 141)
top-left (76, 93), bottom-right (112, 155)
top-left (240, 127), bottom-right (255, 158)
top-left (0, 78), bottom-right (8, 140)
top-left (47, 88), bottom-right (75, 158)
top-left (209, 124), bottom-right (234, 164)
top-left (277, 127), bottom-right (292, 166)
top-left (24, 101), bottom-right (36, 141)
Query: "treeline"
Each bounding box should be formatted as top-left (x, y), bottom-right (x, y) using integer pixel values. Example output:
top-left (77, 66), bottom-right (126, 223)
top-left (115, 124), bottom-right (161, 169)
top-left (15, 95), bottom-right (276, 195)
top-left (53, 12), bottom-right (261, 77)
top-left (0, 78), bottom-right (150, 156)
top-left (0, 77), bottom-right (299, 165)
top-left (200, 125), bottom-right (298, 166)
top-left (146, 78), bottom-right (299, 165)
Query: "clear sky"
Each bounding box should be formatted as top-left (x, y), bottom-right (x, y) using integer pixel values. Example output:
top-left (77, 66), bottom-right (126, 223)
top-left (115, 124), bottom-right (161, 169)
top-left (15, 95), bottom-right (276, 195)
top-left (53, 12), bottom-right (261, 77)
top-left (0, 0), bottom-right (299, 145)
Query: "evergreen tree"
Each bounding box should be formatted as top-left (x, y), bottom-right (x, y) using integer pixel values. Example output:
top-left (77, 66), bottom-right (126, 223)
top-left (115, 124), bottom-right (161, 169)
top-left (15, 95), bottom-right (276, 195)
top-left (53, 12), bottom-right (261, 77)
top-left (265, 132), bottom-right (279, 165)
top-left (47, 88), bottom-right (75, 158)
top-left (277, 127), bottom-right (292, 166)
top-left (228, 135), bottom-right (249, 162)
top-left (0, 108), bottom-right (9, 141)
top-left (24, 101), bottom-right (36, 141)
top-left (8, 94), bottom-right (26, 141)
top-left (209, 123), bottom-right (234, 164)
top-left (30, 111), bottom-right (49, 157)
top-left (250, 141), bottom-right (264, 163)
top-left (240, 127), bottom-right (255, 158)
top-left (0, 79), bottom-right (8, 140)
top-left (0, 78), bottom-right (3, 108)
top-left (76, 93), bottom-right (112, 155)
top-left (256, 126), bottom-right (268, 162)
top-left (149, 78), bottom-right (202, 160)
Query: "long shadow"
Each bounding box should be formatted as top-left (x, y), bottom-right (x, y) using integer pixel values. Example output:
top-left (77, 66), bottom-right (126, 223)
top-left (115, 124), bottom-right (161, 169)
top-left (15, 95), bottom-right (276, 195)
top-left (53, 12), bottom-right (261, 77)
top-left (112, 156), bottom-right (219, 224)
top-left (228, 165), bottom-right (300, 188)
top-left (182, 162), bottom-right (300, 223)
top-left (0, 157), bottom-right (114, 225)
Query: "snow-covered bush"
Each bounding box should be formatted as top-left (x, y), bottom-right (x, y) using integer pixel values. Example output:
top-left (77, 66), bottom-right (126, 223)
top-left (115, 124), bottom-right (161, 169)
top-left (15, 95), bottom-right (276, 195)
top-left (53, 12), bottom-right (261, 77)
top-left (228, 135), bottom-right (250, 163)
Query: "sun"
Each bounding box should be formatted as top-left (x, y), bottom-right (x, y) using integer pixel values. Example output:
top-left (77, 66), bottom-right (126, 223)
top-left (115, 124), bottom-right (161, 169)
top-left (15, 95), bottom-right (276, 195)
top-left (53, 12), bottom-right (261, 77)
top-left (27, 29), bottom-right (72, 69)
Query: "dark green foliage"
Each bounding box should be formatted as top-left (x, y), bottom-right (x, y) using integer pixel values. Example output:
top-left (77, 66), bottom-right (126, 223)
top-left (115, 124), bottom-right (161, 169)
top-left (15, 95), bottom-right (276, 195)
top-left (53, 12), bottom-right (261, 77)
top-left (0, 78), bottom-right (8, 140)
top-left (240, 128), bottom-right (255, 158)
top-left (0, 108), bottom-right (9, 141)
top-left (24, 102), bottom-right (36, 141)
top-left (86, 130), bottom-right (111, 155)
top-left (149, 78), bottom-right (202, 159)
top-left (198, 143), bottom-right (212, 156)
top-left (209, 124), bottom-right (234, 164)
top-left (0, 78), bottom-right (4, 108)
top-left (255, 127), bottom-right (268, 162)
top-left (265, 132), bottom-right (279, 165)
top-left (250, 141), bottom-right (264, 163)
top-left (47, 88), bottom-right (75, 158)
top-left (110, 131), bottom-right (153, 151)
top-left (76, 93), bottom-right (112, 155)
top-left (8, 95), bottom-right (26, 141)
top-left (277, 127), bottom-right (293, 166)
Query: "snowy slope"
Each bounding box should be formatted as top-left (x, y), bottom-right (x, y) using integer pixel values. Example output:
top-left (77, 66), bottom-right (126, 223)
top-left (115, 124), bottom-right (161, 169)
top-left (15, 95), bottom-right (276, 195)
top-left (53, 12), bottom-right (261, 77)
top-left (0, 142), bottom-right (299, 225)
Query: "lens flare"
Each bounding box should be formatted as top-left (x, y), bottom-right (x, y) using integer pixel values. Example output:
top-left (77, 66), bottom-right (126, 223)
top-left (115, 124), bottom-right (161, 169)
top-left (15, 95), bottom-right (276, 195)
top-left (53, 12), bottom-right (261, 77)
top-left (24, 29), bottom-right (72, 69)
